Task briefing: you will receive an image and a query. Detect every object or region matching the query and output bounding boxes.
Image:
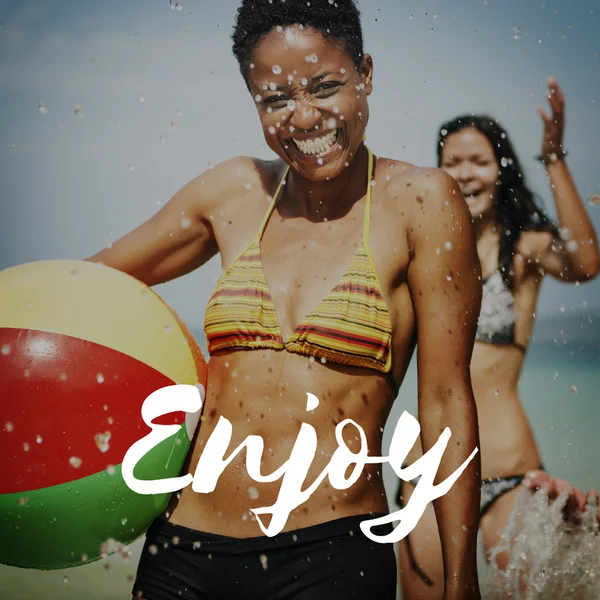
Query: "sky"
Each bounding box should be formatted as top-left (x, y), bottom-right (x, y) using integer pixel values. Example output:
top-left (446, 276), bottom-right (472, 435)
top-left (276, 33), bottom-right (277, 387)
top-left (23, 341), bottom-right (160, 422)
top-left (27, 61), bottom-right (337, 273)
top-left (1, 0), bottom-right (599, 333)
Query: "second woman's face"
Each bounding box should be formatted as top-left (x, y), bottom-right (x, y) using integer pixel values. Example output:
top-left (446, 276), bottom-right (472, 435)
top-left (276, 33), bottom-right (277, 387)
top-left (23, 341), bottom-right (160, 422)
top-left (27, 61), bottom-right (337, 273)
top-left (440, 127), bottom-right (500, 221)
top-left (248, 26), bottom-right (373, 182)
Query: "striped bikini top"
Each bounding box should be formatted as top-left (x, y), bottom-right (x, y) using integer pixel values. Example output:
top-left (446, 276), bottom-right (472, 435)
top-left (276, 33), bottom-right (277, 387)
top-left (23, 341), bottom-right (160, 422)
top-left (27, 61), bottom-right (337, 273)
top-left (203, 147), bottom-right (397, 392)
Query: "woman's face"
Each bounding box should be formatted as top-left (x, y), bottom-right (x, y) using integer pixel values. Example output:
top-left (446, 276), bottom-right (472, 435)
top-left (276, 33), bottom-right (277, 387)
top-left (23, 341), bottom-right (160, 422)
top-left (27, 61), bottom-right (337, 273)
top-left (248, 26), bottom-right (373, 182)
top-left (440, 127), bottom-right (500, 221)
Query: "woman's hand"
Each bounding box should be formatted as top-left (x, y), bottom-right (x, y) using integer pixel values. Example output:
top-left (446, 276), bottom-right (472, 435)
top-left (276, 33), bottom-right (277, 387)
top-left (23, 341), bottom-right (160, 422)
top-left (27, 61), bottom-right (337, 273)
top-left (537, 76), bottom-right (566, 161)
top-left (524, 470), bottom-right (600, 526)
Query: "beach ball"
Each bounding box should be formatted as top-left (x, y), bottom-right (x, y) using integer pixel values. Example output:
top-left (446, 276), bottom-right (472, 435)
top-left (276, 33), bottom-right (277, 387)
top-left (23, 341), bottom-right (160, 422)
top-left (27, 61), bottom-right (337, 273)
top-left (0, 259), bottom-right (207, 570)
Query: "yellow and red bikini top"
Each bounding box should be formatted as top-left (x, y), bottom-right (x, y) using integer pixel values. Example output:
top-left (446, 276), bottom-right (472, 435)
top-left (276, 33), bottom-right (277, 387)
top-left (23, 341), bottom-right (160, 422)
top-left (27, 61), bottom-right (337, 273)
top-left (203, 147), bottom-right (397, 392)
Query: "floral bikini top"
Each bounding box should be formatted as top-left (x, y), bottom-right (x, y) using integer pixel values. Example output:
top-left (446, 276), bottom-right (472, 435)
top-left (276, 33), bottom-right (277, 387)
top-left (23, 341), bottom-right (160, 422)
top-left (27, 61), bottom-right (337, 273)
top-left (475, 270), bottom-right (526, 352)
top-left (203, 147), bottom-right (399, 393)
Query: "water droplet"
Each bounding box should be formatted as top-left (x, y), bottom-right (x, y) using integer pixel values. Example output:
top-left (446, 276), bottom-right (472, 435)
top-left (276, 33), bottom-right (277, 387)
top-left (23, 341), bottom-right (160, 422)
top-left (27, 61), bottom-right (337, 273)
top-left (164, 323), bottom-right (173, 333)
top-left (446, 274), bottom-right (452, 281)
top-left (444, 241), bottom-right (453, 251)
top-left (69, 456), bottom-right (82, 468)
top-left (512, 27), bottom-right (521, 39)
top-left (106, 464), bottom-right (116, 475)
top-left (38, 103), bottom-right (48, 115)
top-left (36, 435), bottom-right (43, 444)
top-left (169, 0), bottom-right (183, 10)
top-left (300, 77), bottom-right (308, 86)
top-left (23, 443), bottom-right (30, 452)
top-left (570, 385), bottom-right (577, 395)
top-left (501, 157), bottom-right (508, 167)
top-left (268, 126), bottom-right (276, 134)
top-left (73, 105), bottom-right (84, 117)
top-left (180, 216), bottom-right (192, 230)
top-left (326, 118), bottom-right (337, 130)
top-left (121, 518), bottom-right (128, 525)
top-left (304, 53), bottom-right (318, 63)
top-left (248, 487), bottom-right (259, 500)
top-left (18, 496), bottom-right (29, 506)
top-left (588, 194), bottom-right (600, 206)
top-left (254, 94), bottom-right (262, 103)
top-left (317, 158), bottom-right (324, 165)
top-left (4, 422), bottom-right (14, 432)
top-left (96, 373), bottom-right (105, 384)
top-left (559, 227), bottom-right (572, 240)
top-left (566, 240), bottom-right (579, 252)
top-left (260, 554), bottom-right (268, 570)
top-left (1, 344), bottom-right (11, 356)
top-left (70, 268), bottom-right (80, 277)
top-left (63, 576), bottom-right (69, 584)
top-left (272, 65), bottom-right (282, 74)
top-left (436, 247), bottom-right (441, 255)
top-left (94, 431), bottom-right (111, 453)
top-left (139, 94), bottom-right (145, 103)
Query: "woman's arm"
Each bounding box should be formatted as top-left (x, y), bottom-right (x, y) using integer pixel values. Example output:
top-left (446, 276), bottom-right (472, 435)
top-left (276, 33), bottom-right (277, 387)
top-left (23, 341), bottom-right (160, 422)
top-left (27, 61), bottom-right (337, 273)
top-left (405, 169), bottom-right (482, 599)
top-left (534, 78), bottom-right (599, 281)
top-left (84, 157), bottom-right (251, 286)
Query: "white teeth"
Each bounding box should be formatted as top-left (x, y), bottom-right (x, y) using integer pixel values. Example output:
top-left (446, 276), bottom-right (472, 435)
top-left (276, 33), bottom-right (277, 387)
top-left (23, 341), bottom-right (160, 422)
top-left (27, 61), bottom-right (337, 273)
top-left (292, 129), bottom-right (338, 155)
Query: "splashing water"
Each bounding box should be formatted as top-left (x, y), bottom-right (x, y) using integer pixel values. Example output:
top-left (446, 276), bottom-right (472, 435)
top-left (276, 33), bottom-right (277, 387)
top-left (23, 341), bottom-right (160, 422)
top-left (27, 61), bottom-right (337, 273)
top-left (482, 487), bottom-right (600, 599)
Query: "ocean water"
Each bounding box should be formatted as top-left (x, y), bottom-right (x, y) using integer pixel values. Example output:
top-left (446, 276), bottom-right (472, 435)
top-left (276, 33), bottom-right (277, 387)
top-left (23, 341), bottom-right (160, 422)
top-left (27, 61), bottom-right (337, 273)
top-left (1, 336), bottom-right (598, 599)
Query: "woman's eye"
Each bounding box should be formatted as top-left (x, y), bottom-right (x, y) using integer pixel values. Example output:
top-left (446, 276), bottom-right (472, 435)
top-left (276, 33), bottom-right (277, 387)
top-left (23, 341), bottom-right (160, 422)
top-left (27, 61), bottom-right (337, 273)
top-left (263, 95), bottom-right (288, 107)
top-left (315, 82), bottom-right (342, 96)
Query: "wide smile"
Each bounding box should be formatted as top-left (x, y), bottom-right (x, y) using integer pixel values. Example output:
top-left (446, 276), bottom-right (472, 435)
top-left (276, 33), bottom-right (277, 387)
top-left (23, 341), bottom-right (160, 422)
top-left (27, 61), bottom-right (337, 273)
top-left (462, 188), bottom-right (485, 204)
top-left (285, 129), bottom-right (342, 163)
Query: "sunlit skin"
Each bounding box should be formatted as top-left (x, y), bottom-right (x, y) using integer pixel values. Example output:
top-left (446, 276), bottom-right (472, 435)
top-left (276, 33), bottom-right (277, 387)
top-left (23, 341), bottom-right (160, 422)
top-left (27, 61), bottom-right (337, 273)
top-left (87, 26), bottom-right (483, 599)
top-left (397, 79), bottom-right (600, 600)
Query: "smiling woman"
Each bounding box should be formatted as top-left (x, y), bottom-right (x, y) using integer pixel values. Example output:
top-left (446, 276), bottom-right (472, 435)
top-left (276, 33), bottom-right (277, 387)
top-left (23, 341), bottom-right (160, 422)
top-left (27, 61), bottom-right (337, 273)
top-left (83, 1), bottom-right (483, 599)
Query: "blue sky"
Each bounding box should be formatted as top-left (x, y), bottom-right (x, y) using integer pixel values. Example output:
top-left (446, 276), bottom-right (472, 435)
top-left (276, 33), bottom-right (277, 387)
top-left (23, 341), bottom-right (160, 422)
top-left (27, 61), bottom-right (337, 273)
top-left (1, 0), bottom-right (599, 331)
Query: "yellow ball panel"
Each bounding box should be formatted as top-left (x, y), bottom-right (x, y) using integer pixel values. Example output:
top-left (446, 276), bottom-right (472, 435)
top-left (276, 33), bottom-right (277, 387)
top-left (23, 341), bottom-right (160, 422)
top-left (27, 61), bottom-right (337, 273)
top-left (0, 260), bottom-right (199, 385)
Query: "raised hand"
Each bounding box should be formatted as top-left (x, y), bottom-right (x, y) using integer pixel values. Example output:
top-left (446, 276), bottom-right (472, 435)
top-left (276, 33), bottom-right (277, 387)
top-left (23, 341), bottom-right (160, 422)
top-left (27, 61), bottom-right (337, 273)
top-left (537, 76), bottom-right (566, 160)
top-left (523, 469), bottom-right (600, 526)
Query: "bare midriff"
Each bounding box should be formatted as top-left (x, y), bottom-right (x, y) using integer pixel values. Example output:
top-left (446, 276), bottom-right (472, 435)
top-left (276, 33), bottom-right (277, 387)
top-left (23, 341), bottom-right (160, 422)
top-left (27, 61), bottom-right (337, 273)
top-left (167, 349), bottom-right (398, 538)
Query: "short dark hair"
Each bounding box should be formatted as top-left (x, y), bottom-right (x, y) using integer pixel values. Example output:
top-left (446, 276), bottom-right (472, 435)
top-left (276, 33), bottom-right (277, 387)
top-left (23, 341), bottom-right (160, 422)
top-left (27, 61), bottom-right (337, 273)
top-left (231, 0), bottom-right (364, 85)
top-left (437, 115), bottom-right (559, 289)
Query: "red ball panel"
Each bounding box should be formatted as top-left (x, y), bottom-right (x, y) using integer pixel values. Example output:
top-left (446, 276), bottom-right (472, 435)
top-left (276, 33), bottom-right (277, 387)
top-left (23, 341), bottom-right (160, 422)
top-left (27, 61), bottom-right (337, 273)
top-left (0, 327), bottom-right (186, 494)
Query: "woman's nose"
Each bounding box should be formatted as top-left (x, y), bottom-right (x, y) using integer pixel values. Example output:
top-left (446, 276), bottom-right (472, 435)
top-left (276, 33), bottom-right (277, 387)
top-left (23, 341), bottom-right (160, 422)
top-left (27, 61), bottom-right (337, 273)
top-left (288, 100), bottom-right (322, 132)
top-left (454, 162), bottom-right (474, 183)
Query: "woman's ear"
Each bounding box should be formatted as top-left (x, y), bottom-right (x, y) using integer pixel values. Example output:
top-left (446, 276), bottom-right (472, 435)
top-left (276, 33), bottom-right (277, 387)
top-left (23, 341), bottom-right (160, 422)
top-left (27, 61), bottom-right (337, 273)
top-left (359, 53), bottom-right (374, 95)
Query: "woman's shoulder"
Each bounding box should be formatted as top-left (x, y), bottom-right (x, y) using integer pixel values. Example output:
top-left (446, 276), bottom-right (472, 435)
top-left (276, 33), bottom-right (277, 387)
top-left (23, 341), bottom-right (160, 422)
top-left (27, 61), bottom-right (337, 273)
top-left (516, 229), bottom-right (555, 259)
top-left (375, 155), bottom-right (468, 219)
top-left (189, 155), bottom-right (281, 196)
top-left (180, 155), bottom-right (284, 216)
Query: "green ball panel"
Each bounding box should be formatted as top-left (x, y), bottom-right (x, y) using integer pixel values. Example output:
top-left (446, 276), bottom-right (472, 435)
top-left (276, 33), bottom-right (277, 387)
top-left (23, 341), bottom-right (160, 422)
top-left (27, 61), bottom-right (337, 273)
top-left (0, 425), bottom-right (191, 570)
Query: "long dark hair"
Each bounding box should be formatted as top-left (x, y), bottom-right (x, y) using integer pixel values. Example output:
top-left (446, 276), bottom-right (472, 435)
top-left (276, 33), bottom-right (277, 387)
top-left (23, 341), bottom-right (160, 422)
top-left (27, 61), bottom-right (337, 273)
top-left (437, 115), bottom-right (559, 289)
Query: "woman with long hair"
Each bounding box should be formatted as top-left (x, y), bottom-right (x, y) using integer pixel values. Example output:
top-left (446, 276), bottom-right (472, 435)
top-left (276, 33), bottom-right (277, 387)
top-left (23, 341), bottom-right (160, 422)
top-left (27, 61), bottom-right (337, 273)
top-left (397, 78), bottom-right (599, 599)
top-left (84, 1), bottom-right (484, 598)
